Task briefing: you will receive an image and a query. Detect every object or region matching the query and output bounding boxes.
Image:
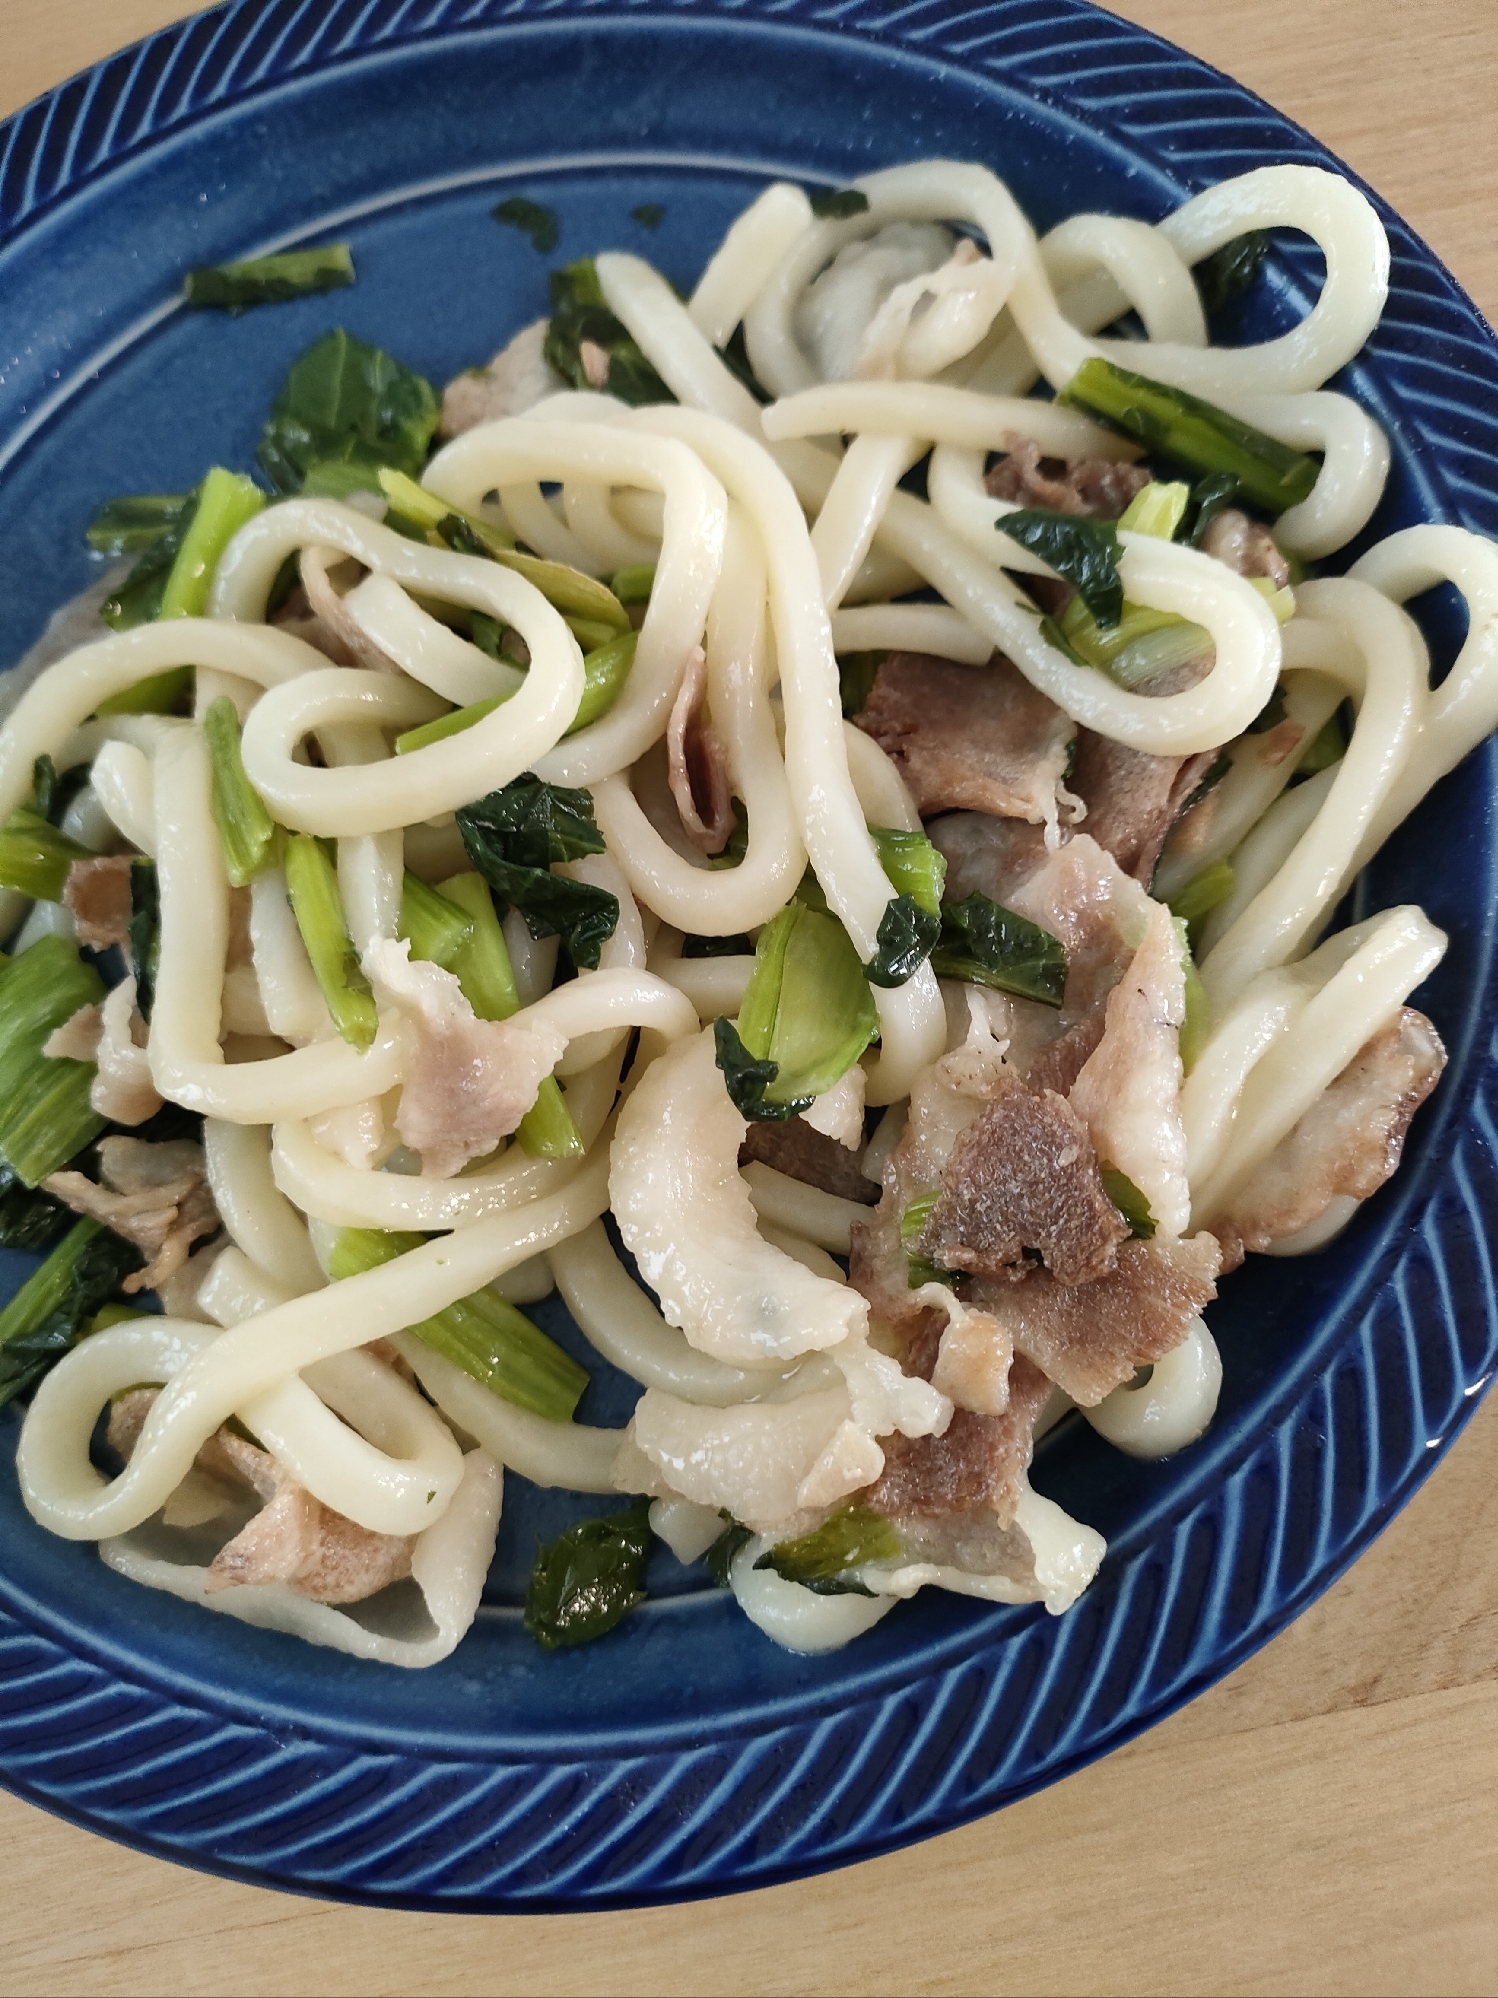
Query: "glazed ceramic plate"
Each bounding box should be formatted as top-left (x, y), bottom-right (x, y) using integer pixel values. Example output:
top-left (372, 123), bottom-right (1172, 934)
top-left (1, 0), bottom-right (1495, 1914)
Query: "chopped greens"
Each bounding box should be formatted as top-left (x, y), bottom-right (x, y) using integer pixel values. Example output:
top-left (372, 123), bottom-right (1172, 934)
top-left (1050, 593), bottom-right (1212, 691)
top-left (756, 1500), bottom-right (901, 1591)
top-left (491, 197), bottom-right (560, 254)
top-left (1100, 1166), bottom-right (1156, 1241)
top-left (932, 893), bottom-right (1067, 1008)
top-left (1062, 357), bottom-right (1319, 517)
top-left (257, 329), bottom-right (440, 495)
top-left (1194, 232), bottom-right (1270, 318)
top-left (569, 629), bottom-right (637, 734)
top-left (1184, 470), bottom-right (1242, 547)
top-left (95, 667), bottom-right (194, 715)
top-left (864, 894), bottom-right (941, 989)
top-left (712, 1016), bottom-right (806, 1123)
top-left (0, 1218), bottom-right (143, 1409)
top-left (283, 834), bottom-right (378, 1051)
top-left (156, 466), bottom-right (265, 620)
top-left (99, 491), bottom-right (198, 633)
top-left (838, 648), bottom-right (886, 717)
top-left (0, 809), bottom-right (88, 902)
top-left (1166, 858), bottom-right (1236, 945)
top-left (398, 872), bottom-right (475, 970)
top-left (0, 937), bottom-right (108, 1187)
top-left (810, 188), bottom-right (870, 219)
top-left (86, 493), bottom-right (192, 558)
top-left (1298, 702), bottom-right (1350, 774)
top-left (1118, 480), bottom-right (1190, 540)
top-left (1176, 919), bottom-right (1210, 1076)
top-left (524, 1498), bottom-right (654, 1650)
top-left (631, 203), bottom-right (665, 229)
top-left (871, 827), bottom-right (946, 916)
top-left (900, 1190), bottom-right (955, 1290)
top-left (544, 258), bottom-right (673, 407)
top-left (1001, 509), bottom-right (1124, 628)
top-left (514, 1076), bottom-right (586, 1162)
top-left (0, 1165), bottom-right (69, 1254)
top-left (726, 903), bottom-right (879, 1113)
top-left (705, 1517), bottom-right (753, 1587)
top-left (456, 775), bottom-right (618, 971)
top-left (128, 860), bottom-right (160, 1023)
top-left (610, 562), bottom-right (655, 605)
top-left (204, 696), bottom-right (278, 887)
top-left (394, 692), bottom-right (510, 756)
top-left (330, 1228), bottom-right (587, 1421)
top-left (184, 244), bottom-right (355, 312)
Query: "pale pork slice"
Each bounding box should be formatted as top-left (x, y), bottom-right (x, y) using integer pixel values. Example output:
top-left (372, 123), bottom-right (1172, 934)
top-left (440, 319), bottom-right (564, 436)
top-left (1212, 1007), bottom-right (1446, 1268)
top-left (666, 645), bottom-right (735, 855)
top-left (45, 1136), bottom-right (218, 1293)
top-left (853, 653), bottom-right (1075, 824)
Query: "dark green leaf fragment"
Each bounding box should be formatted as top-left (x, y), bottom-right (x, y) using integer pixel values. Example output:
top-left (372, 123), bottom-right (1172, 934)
top-left (1178, 750), bottom-right (1231, 818)
top-left (631, 203), bottom-right (665, 229)
top-left (712, 1015), bottom-right (812, 1122)
top-left (0, 1218), bottom-right (143, 1409)
top-left (86, 493), bottom-right (192, 559)
top-left (99, 491), bottom-right (198, 631)
top-left (756, 1500), bottom-right (901, 1588)
top-left (810, 188), bottom-right (870, 219)
top-left (456, 774), bottom-right (617, 970)
top-left (185, 244), bottom-right (355, 312)
top-left (1001, 509), bottom-right (1125, 629)
top-left (129, 860), bottom-right (160, 1024)
top-left (492, 197), bottom-right (559, 254)
top-left (544, 259), bottom-right (673, 407)
top-left (931, 893), bottom-right (1067, 1008)
top-left (257, 329), bottom-right (440, 495)
top-left (1100, 1166), bottom-right (1156, 1240)
top-left (715, 322), bottom-right (772, 404)
top-left (1194, 232), bottom-right (1269, 317)
top-left (1246, 683), bottom-right (1288, 733)
top-left (864, 894), bottom-right (941, 989)
top-left (1185, 470), bottom-right (1242, 546)
top-left (838, 649), bottom-right (886, 717)
top-left (705, 1518), bottom-right (753, 1588)
top-left (30, 756), bottom-right (56, 822)
top-left (524, 1498), bottom-right (654, 1650)
top-left (0, 1164), bottom-right (69, 1254)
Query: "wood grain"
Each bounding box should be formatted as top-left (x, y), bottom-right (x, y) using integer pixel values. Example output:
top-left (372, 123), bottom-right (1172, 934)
top-left (2, 4), bottom-right (1497, 1993)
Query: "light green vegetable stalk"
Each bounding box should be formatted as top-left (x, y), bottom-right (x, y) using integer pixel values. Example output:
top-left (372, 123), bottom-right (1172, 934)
top-left (398, 872), bottom-right (474, 970)
top-left (1118, 480), bottom-right (1191, 539)
top-left (203, 696), bottom-right (278, 887)
top-left (610, 563), bottom-right (655, 605)
top-left (329, 1227), bottom-right (588, 1420)
top-left (757, 1500), bottom-right (903, 1587)
top-left (0, 810), bottom-right (89, 902)
top-left (870, 826), bottom-right (946, 916)
top-left (1174, 916), bottom-right (1210, 1075)
top-left (898, 1190), bottom-right (954, 1290)
top-left (1166, 858), bottom-right (1235, 943)
top-left (0, 937), bottom-right (108, 1185)
top-left (734, 904), bottom-right (879, 1110)
top-left (394, 692), bottom-right (511, 756)
top-left (431, 872), bottom-right (582, 1160)
top-left (1052, 594), bottom-right (1212, 691)
top-left (283, 834), bottom-right (378, 1051)
top-left (392, 630), bottom-right (638, 756)
top-left (157, 467), bottom-right (265, 620)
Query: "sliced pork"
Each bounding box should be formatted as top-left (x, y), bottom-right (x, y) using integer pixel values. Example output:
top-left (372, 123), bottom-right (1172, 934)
top-left (865, 1355), bottom-right (1052, 1523)
top-left (666, 645), bottom-right (735, 855)
top-left (853, 652), bottom-right (1075, 824)
top-left (440, 318), bottom-right (563, 436)
top-left (1200, 508), bottom-right (1291, 588)
top-left (45, 1136), bottom-right (218, 1294)
top-left (738, 1118), bottom-right (880, 1205)
top-left (63, 855), bottom-right (133, 951)
top-left (1212, 1007), bottom-right (1446, 1268)
top-left (986, 439), bottom-right (1151, 519)
top-left (1067, 732), bottom-right (1220, 885)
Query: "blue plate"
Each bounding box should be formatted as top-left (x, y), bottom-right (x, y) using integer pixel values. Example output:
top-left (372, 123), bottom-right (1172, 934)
top-left (1, 0), bottom-right (1496, 1914)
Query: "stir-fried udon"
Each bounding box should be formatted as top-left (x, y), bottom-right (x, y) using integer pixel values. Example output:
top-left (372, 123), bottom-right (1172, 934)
top-left (0, 158), bottom-right (1488, 1664)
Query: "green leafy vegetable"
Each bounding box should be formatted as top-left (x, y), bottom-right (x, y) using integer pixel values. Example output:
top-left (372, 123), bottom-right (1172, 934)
top-left (900, 1190), bottom-right (955, 1290)
top-left (932, 893), bottom-right (1067, 1008)
top-left (610, 562), bottom-right (655, 605)
top-left (184, 244), bottom-right (355, 312)
top-left (810, 188), bottom-right (870, 219)
top-left (514, 1076), bottom-right (585, 1161)
top-left (398, 872), bottom-right (475, 970)
top-left (95, 666), bottom-right (195, 715)
top-left (716, 322), bottom-right (772, 404)
top-left (705, 1517), bottom-right (753, 1587)
top-left (0, 937), bottom-right (108, 1187)
top-left (393, 692), bottom-right (511, 756)
top-left (128, 860), bottom-right (160, 1023)
top-left (86, 493), bottom-right (192, 558)
top-left (1176, 919), bottom-right (1210, 1076)
top-left (156, 465), bottom-right (265, 619)
top-left (712, 1016), bottom-right (805, 1121)
top-left (0, 1164), bottom-right (68, 1254)
top-left (569, 629), bottom-right (637, 734)
top-left (283, 834), bottom-right (378, 1050)
top-left (726, 903), bottom-right (879, 1112)
top-left (1062, 357), bottom-right (1319, 517)
top-left (0, 1218), bottom-right (143, 1409)
top-left (1298, 702), bottom-right (1350, 774)
top-left (1048, 590), bottom-right (1212, 692)
top-left (456, 776), bottom-right (618, 971)
top-left (1182, 470), bottom-right (1242, 548)
top-left (1194, 232), bottom-right (1269, 318)
top-left (1001, 509), bottom-right (1124, 628)
top-left (1165, 858), bottom-right (1235, 946)
top-left (492, 197), bottom-right (559, 254)
top-left (544, 259), bottom-right (673, 407)
top-left (864, 895), bottom-right (941, 989)
top-left (838, 649), bottom-right (886, 717)
top-left (204, 696), bottom-right (278, 887)
top-left (1246, 683), bottom-right (1288, 734)
top-left (257, 329), bottom-right (441, 495)
top-left (0, 809), bottom-right (88, 902)
top-left (1118, 480), bottom-right (1191, 540)
top-left (756, 1500), bottom-right (901, 1592)
top-left (631, 203), bottom-right (665, 229)
top-left (331, 1228), bottom-right (588, 1420)
top-left (29, 756), bottom-right (58, 823)
top-left (524, 1498), bottom-right (655, 1650)
top-left (1100, 1166), bottom-right (1156, 1240)
top-left (871, 827), bottom-right (946, 916)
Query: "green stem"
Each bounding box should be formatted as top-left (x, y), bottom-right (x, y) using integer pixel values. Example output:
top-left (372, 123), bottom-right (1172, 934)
top-left (283, 834), bottom-right (378, 1051)
top-left (158, 467), bottom-right (266, 620)
top-left (203, 697), bottom-right (278, 887)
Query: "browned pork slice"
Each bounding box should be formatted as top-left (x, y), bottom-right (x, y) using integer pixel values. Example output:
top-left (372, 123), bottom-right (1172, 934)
top-left (986, 439), bottom-right (1151, 520)
top-left (1066, 732), bottom-right (1221, 885)
top-left (971, 1232), bottom-right (1220, 1406)
top-left (865, 1355), bottom-right (1053, 1522)
top-left (666, 645), bottom-right (735, 855)
top-left (1200, 508), bottom-right (1291, 587)
top-left (107, 1390), bottom-right (414, 1605)
top-left (739, 1118), bottom-right (880, 1205)
top-left (63, 855), bottom-right (133, 950)
top-left (853, 652), bottom-right (1075, 823)
top-left (921, 1071), bottom-right (1126, 1285)
top-left (45, 1136), bottom-right (219, 1294)
top-left (1212, 1008), bottom-right (1447, 1270)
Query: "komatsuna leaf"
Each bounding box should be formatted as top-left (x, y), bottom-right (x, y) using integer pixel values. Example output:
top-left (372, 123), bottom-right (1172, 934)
top-left (1194, 231), bottom-right (1269, 318)
top-left (184, 245), bottom-right (355, 312)
top-left (1001, 509), bottom-right (1125, 630)
top-left (257, 329), bottom-right (441, 495)
top-left (544, 259), bottom-right (673, 408)
top-left (712, 1016), bottom-right (812, 1122)
top-left (1100, 1166), bottom-right (1156, 1241)
top-left (734, 904), bottom-right (878, 1106)
top-left (756, 1500), bottom-right (901, 1594)
top-left (523, 1498), bottom-right (655, 1649)
top-left (455, 775), bottom-right (618, 970)
top-left (456, 773), bottom-right (607, 870)
top-left (864, 894), bottom-right (941, 989)
top-left (0, 1218), bottom-right (144, 1409)
top-left (931, 892), bottom-right (1067, 1008)
top-left (810, 188), bottom-right (870, 219)
top-left (492, 197), bottom-right (560, 255)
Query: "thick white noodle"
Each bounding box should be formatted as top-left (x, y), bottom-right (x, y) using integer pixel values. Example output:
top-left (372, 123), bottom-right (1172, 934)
top-left (1039, 213), bottom-right (1207, 346)
top-left (829, 602), bottom-right (992, 664)
top-left (1229, 392), bottom-right (1391, 560)
top-left (740, 1161), bottom-right (868, 1256)
top-left (761, 381), bottom-right (1135, 459)
top-left (561, 481), bottom-right (658, 572)
top-left (689, 182), bottom-right (814, 348)
top-left (1194, 764), bottom-right (1340, 964)
top-left (394, 1335), bottom-right (623, 1492)
top-left (811, 433), bottom-right (923, 612)
top-left (202, 1120), bottom-right (327, 1295)
top-left (423, 415), bottom-right (729, 787)
top-left (90, 739), bottom-right (157, 854)
top-left (658, 954), bottom-right (756, 1018)
top-left (1081, 1319), bottom-right (1222, 1458)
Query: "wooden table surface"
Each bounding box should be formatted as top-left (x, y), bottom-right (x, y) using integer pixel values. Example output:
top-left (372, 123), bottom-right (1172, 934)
top-left (3, 3), bottom-right (1497, 1992)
